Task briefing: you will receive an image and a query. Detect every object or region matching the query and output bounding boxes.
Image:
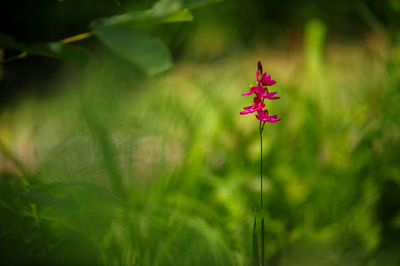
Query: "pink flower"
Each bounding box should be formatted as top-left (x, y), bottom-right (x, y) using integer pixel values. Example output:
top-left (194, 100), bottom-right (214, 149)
top-left (242, 80), bottom-right (280, 100)
top-left (241, 80), bottom-right (264, 97)
top-left (256, 72), bottom-right (277, 87)
top-left (240, 61), bottom-right (281, 123)
top-left (262, 91), bottom-right (280, 100)
top-left (240, 96), bottom-right (265, 115)
top-left (256, 109), bottom-right (281, 123)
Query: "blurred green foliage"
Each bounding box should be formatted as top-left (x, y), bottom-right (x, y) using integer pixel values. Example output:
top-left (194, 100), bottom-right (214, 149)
top-left (1, 0), bottom-right (400, 265)
top-left (0, 0), bottom-right (201, 74)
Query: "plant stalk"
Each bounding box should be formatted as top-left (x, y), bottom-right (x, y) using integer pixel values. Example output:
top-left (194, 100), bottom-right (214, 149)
top-left (259, 121), bottom-right (265, 266)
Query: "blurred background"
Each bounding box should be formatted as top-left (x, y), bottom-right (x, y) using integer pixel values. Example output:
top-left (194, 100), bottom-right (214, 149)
top-left (1, 0), bottom-right (400, 265)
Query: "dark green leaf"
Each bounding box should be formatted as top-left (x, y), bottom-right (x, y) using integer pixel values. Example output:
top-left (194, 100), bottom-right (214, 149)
top-left (94, 27), bottom-right (172, 75)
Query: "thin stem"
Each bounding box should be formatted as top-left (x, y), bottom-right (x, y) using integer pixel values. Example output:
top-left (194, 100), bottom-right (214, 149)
top-left (260, 121), bottom-right (265, 266)
top-left (0, 32), bottom-right (93, 65)
top-left (0, 52), bottom-right (28, 65)
top-left (260, 121), bottom-right (263, 209)
top-left (59, 32), bottom-right (93, 44)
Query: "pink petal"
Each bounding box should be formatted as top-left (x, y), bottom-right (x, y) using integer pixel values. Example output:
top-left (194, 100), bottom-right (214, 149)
top-left (261, 91), bottom-right (279, 100)
top-left (267, 80), bottom-right (277, 86)
top-left (261, 73), bottom-right (277, 86)
top-left (241, 106), bottom-right (257, 114)
top-left (268, 117), bottom-right (281, 123)
top-left (266, 114), bottom-right (281, 123)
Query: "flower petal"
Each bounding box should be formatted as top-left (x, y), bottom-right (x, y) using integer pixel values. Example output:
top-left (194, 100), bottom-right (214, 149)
top-left (261, 73), bottom-right (277, 86)
top-left (268, 117), bottom-right (281, 123)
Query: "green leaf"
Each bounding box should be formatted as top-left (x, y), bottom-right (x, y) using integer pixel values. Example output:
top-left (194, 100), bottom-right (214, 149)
top-left (182, 0), bottom-right (224, 9)
top-left (91, 9), bottom-right (193, 29)
top-left (161, 8), bottom-right (193, 23)
top-left (18, 191), bottom-right (80, 211)
top-left (90, 0), bottom-right (193, 30)
top-left (94, 27), bottom-right (172, 75)
top-left (28, 42), bottom-right (90, 67)
top-left (152, 0), bottom-right (183, 16)
top-left (0, 32), bottom-right (90, 67)
top-left (26, 181), bottom-right (125, 205)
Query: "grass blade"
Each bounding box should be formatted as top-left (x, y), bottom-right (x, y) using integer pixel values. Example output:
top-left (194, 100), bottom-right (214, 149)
top-left (261, 217), bottom-right (265, 266)
top-left (253, 213), bottom-right (260, 266)
top-left (82, 105), bottom-right (125, 199)
top-left (26, 181), bottom-right (125, 205)
top-left (18, 191), bottom-right (80, 211)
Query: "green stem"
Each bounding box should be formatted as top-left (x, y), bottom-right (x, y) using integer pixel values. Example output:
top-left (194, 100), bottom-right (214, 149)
top-left (259, 121), bottom-right (265, 266)
top-left (0, 32), bottom-right (93, 65)
top-left (260, 121), bottom-right (263, 209)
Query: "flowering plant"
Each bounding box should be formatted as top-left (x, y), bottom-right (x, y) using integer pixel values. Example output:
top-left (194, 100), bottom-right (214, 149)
top-left (240, 61), bottom-right (281, 123)
top-left (241, 61), bottom-right (280, 266)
